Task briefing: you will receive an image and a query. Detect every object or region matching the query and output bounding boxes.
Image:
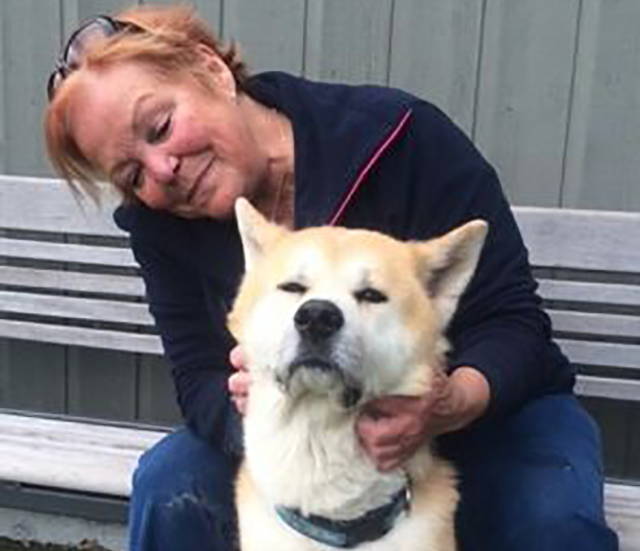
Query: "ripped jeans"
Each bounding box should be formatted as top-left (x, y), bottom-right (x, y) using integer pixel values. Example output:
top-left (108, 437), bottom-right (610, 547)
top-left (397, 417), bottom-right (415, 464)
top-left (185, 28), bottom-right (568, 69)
top-left (128, 394), bottom-right (618, 551)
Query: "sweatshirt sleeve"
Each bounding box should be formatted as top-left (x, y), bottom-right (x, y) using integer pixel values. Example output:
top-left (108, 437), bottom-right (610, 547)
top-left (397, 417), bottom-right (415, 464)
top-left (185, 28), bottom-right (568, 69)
top-left (114, 205), bottom-right (243, 455)
top-left (404, 103), bottom-right (571, 422)
top-left (443, 163), bottom-right (554, 423)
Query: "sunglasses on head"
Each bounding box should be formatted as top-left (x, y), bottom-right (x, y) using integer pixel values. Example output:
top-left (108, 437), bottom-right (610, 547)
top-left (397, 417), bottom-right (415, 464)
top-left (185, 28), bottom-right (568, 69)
top-left (47, 15), bottom-right (140, 101)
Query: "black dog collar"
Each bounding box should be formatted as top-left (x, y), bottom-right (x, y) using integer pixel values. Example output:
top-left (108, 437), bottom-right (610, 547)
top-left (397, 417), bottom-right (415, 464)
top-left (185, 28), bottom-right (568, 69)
top-left (275, 484), bottom-right (411, 548)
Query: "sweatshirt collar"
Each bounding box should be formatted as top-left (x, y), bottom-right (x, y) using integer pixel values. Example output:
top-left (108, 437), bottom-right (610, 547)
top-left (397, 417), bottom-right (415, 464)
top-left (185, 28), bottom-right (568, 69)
top-left (246, 72), bottom-right (413, 228)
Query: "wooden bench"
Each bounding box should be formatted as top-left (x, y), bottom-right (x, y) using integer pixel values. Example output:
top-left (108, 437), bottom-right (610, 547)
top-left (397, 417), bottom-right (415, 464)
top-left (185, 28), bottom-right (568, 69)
top-left (0, 176), bottom-right (638, 549)
top-left (0, 175), bottom-right (168, 504)
top-left (514, 207), bottom-right (640, 549)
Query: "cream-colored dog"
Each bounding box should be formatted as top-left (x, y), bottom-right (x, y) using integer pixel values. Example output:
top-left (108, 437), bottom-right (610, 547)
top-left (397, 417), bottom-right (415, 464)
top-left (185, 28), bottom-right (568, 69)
top-left (228, 198), bottom-right (487, 551)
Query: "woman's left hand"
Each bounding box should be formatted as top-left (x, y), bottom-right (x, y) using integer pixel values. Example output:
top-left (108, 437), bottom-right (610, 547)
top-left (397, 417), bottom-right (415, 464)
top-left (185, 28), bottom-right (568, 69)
top-left (356, 367), bottom-right (490, 471)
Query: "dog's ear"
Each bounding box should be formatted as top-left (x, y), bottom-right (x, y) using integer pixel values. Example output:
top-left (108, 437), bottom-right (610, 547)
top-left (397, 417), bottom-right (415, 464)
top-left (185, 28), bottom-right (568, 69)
top-left (414, 220), bottom-right (488, 329)
top-left (235, 197), bottom-right (286, 271)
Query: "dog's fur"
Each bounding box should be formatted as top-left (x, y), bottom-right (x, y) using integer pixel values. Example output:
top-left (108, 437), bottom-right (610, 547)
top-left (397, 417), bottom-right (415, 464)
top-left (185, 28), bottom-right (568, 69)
top-left (228, 198), bottom-right (487, 551)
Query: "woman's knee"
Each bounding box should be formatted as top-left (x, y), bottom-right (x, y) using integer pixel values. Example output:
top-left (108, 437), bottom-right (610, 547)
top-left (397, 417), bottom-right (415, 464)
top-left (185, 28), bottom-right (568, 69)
top-left (451, 394), bottom-right (618, 551)
top-left (132, 427), bottom-right (238, 503)
top-left (129, 429), bottom-right (240, 550)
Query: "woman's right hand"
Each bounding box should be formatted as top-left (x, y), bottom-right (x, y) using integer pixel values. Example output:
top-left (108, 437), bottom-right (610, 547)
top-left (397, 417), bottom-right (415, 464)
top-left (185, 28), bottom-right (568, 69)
top-left (228, 345), bottom-right (251, 415)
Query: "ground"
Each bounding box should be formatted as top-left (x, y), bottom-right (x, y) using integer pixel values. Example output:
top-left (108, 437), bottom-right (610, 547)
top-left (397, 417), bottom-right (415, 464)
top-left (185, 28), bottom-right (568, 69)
top-left (0, 539), bottom-right (110, 551)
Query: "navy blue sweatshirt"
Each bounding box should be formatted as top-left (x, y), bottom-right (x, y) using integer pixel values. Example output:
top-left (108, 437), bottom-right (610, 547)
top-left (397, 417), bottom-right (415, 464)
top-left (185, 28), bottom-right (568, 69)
top-left (115, 72), bottom-right (574, 453)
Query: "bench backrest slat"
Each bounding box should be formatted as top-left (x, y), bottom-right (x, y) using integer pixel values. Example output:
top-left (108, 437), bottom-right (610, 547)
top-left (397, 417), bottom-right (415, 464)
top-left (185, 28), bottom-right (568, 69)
top-left (576, 375), bottom-right (640, 402)
top-left (0, 266), bottom-right (145, 297)
top-left (538, 280), bottom-right (640, 307)
top-left (549, 311), bottom-right (640, 341)
top-left (0, 319), bottom-right (163, 355)
top-left (0, 290), bottom-right (155, 326)
top-left (515, 206), bottom-right (640, 273)
top-left (556, 339), bottom-right (639, 371)
top-left (0, 237), bottom-right (137, 268)
top-left (0, 176), bottom-right (123, 236)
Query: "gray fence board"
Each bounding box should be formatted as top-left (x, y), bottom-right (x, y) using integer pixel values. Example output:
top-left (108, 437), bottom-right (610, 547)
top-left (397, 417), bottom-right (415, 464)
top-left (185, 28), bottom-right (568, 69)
top-left (0, 3), bottom-right (6, 172)
top-left (583, 398), bottom-right (629, 478)
top-left (138, 355), bottom-right (182, 426)
top-left (474, 0), bottom-right (580, 206)
top-left (0, 341), bottom-right (66, 414)
top-left (0, 0), bottom-right (58, 176)
top-left (4, 0), bottom-right (639, 210)
top-left (562, 0), bottom-right (640, 211)
top-left (0, 176), bottom-right (123, 235)
top-left (222, 0), bottom-right (305, 74)
top-left (67, 348), bottom-right (138, 422)
top-left (629, 409), bottom-right (640, 478)
top-left (63, 0), bottom-right (136, 31)
top-left (388, 0), bottom-right (482, 133)
top-left (149, 0), bottom-right (222, 34)
top-left (305, 0), bottom-right (393, 84)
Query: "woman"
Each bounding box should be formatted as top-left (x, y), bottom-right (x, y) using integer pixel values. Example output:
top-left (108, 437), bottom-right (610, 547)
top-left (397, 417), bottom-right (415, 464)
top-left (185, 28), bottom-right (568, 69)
top-left (44, 6), bottom-right (618, 551)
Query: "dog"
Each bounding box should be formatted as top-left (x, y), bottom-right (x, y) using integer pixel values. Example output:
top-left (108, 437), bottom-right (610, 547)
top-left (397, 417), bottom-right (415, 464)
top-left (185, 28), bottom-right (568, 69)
top-left (228, 198), bottom-right (487, 551)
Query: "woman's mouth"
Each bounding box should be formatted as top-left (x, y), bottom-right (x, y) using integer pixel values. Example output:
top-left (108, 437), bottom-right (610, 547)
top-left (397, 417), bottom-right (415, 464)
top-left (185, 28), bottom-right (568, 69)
top-left (187, 157), bottom-right (215, 206)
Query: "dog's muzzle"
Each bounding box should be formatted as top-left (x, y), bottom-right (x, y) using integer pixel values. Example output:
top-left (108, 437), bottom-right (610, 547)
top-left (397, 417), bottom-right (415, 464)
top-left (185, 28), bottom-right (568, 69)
top-left (279, 299), bottom-right (362, 408)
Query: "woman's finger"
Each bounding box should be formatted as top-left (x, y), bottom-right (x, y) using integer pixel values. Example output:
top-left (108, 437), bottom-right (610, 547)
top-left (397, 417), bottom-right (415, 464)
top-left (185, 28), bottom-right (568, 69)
top-left (231, 394), bottom-right (248, 416)
top-left (229, 345), bottom-right (245, 371)
top-left (228, 370), bottom-right (250, 396)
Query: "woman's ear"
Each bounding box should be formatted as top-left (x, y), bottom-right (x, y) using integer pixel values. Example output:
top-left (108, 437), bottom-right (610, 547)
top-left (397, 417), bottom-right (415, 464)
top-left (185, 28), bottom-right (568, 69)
top-left (195, 43), bottom-right (237, 99)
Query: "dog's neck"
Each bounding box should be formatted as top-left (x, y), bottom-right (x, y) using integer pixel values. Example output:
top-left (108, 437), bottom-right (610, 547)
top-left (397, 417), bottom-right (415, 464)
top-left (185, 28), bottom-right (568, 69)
top-left (243, 379), bottom-right (431, 520)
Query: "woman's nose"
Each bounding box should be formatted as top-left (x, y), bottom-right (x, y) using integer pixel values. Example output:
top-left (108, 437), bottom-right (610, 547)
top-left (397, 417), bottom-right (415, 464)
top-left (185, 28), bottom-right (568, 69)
top-left (144, 149), bottom-right (180, 186)
top-left (134, 150), bottom-right (182, 210)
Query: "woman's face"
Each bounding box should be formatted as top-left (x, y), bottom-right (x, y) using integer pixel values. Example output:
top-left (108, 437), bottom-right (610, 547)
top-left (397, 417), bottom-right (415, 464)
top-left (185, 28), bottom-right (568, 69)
top-left (67, 58), bottom-right (268, 218)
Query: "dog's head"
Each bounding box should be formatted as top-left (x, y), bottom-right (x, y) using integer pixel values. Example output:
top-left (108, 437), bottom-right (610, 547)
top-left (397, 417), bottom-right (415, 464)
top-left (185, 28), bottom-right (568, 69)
top-left (228, 198), bottom-right (487, 411)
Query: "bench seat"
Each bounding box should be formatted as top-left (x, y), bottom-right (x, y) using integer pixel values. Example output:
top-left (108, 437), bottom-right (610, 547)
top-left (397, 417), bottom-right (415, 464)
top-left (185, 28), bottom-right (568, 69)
top-left (605, 483), bottom-right (640, 551)
top-left (0, 412), bottom-right (167, 497)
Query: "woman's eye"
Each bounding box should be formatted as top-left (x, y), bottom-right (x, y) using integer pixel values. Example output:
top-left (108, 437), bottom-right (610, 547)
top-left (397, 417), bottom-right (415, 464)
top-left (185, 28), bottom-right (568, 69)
top-left (147, 115), bottom-right (171, 144)
top-left (125, 165), bottom-right (143, 191)
top-left (278, 281), bottom-right (308, 294)
top-left (354, 287), bottom-right (388, 304)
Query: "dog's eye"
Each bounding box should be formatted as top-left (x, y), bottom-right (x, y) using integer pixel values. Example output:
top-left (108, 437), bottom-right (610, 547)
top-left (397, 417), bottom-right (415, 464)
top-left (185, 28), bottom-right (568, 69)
top-left (354, 287), bottom-right (388, 304)
top-left (278, 281), bottom-right (308, 294)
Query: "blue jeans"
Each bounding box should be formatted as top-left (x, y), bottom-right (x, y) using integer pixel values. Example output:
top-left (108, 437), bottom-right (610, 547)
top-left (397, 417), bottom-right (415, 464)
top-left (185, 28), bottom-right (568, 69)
top-left (128, 394), bottom-right (619, 551)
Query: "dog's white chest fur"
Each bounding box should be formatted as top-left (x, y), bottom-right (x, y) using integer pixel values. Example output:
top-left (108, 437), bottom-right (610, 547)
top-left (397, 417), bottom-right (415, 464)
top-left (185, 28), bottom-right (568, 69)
top-left (244, 380), bottom-right (407, 518)
top-left (238, 380), bottom-right (456, 551)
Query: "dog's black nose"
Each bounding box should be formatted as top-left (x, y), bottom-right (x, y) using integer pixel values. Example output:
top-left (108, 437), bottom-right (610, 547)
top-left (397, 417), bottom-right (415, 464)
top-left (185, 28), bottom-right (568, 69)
top-left (294, 299), bottom-right (344, 341)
